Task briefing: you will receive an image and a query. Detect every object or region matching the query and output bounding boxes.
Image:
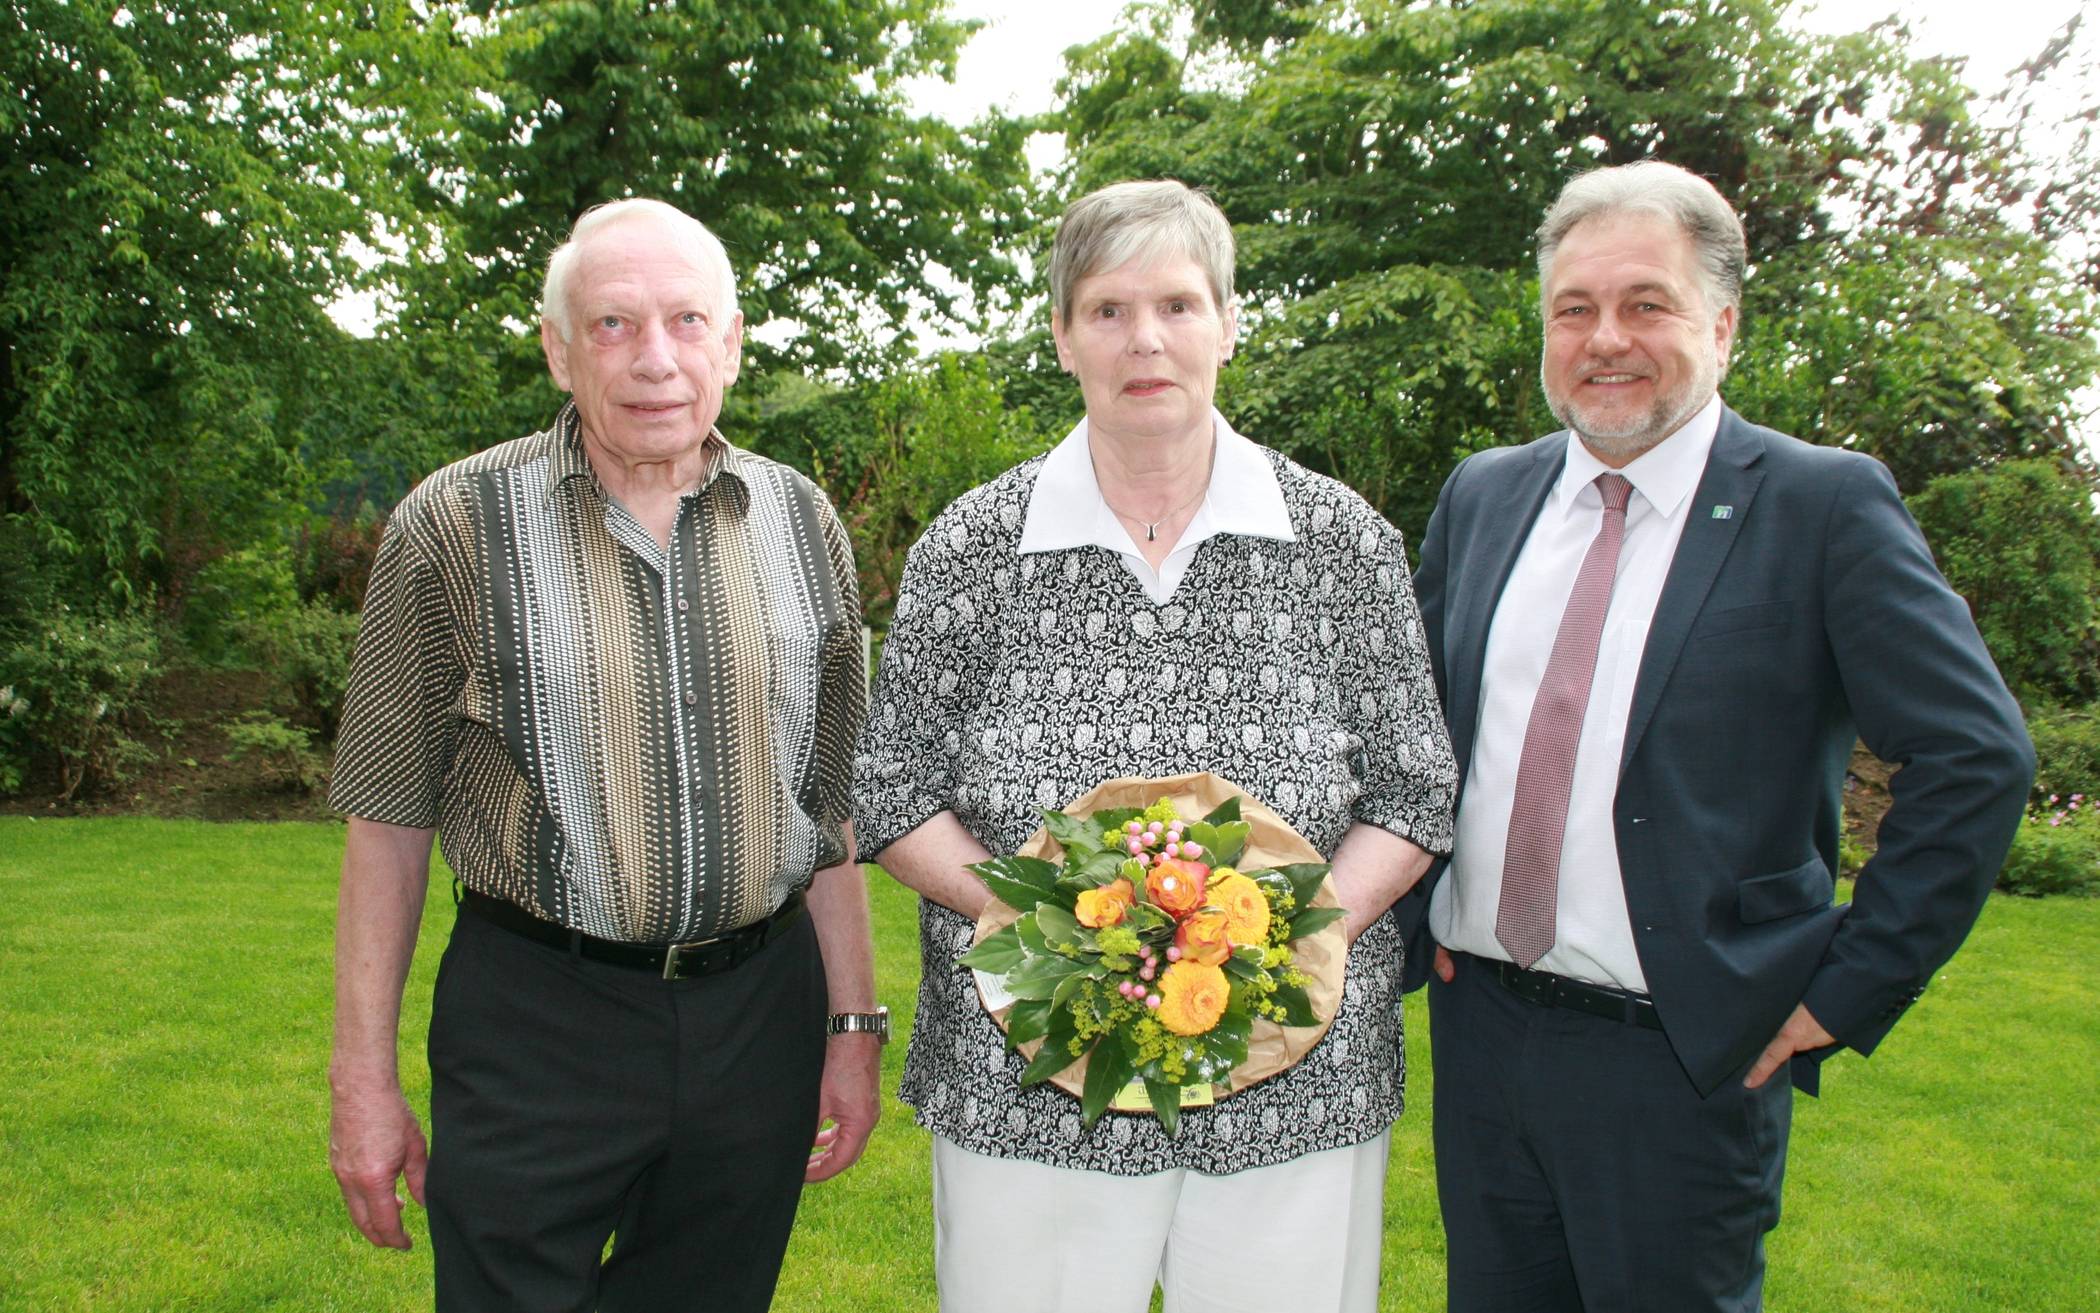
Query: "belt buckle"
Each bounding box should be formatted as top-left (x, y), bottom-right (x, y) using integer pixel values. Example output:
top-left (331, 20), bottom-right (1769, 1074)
top-left (662, 932), bottom-right (726, 980)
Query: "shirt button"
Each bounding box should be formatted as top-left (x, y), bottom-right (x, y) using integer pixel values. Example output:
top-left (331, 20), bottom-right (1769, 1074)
top-left (676, 597), bottom-right (690, 613)
top-left (682, 692), bottom-right (696, 707)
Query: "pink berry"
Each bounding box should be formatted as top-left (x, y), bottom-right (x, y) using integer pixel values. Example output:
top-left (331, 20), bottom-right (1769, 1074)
top-left (1126, 820), bottom-right (1142, 834)
top-left (1146, 994), bottom-right (1161, 1009)
top-left (1183, 841), bottom-right (1202, 857)
top-left (1166, 946), bottom-right (1182, 962)
top-left (1135, 853), bottom-right (1152, 867)
top-left (1127, 838), bottom-right (1143, 854)
top-left (1148, 821), bottom-right (1164, 835)
top-left (1164, 842), bottom-right (1181, 857)
top-left (1141, 965), bottom-right (1155, 981)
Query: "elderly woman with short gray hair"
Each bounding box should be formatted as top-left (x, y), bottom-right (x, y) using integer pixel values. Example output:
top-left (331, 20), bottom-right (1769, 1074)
top-left (853, 179), bottom-right (1456, 1312)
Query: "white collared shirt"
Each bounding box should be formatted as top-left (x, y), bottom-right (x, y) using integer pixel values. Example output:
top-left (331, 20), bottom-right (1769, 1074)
top-left (1431, 394), bottom-right (1723, 991)
top-left (1016, 410), bottom-right (1296, 601)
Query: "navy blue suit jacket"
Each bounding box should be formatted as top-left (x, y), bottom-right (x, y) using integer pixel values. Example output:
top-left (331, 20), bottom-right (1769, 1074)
top-left (1406, 407), bottom-right (2032, 1097)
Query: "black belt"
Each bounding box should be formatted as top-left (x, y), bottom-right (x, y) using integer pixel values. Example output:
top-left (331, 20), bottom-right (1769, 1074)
top-left (1482, 954), bottom-right (1664, 1031)
top-left (459, 886), bottom-right (805, 980)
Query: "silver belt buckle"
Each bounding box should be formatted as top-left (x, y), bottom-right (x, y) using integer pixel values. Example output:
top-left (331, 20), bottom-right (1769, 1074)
top-left (661, 932), bottom-right (726, 980)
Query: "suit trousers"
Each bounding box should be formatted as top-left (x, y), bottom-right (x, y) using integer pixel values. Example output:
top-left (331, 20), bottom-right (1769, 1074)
top-left (424, 901), bottom-right (829, 1313)
top-left (1430, 956), bottom-right (1790, 1313)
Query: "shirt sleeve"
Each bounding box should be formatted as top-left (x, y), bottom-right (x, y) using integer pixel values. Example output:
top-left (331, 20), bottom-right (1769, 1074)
top-left (328, 498), bottom-right (466, 828)
top-left (851, 509), bottom-right (1001, 863)
top-left (811, 493), bottom-right (868, 830)
top-left (1340, 512), bottom-right (1458, 855)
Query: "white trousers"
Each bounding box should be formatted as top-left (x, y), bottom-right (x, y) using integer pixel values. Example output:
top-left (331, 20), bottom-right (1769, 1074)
top-left (931, 1129), bottom-right (1391, 1313)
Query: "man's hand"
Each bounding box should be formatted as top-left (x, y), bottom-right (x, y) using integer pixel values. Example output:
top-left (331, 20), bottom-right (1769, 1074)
top-left (328, 1074), bottom-right (428, 1249)
top-left (1433, 944), bottom-right (1457, 983)
top-left (1744, 1002), bottom-right (1835, 1089)
top-left (805, 1033), bottom-right (882, 1183)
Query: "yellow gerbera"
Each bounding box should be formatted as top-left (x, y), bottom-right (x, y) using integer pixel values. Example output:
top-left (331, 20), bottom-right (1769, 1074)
top-left (1209, 873), bottom-right (1271, 945)
top-left (1156, 961), bottom-right (1230, 1037)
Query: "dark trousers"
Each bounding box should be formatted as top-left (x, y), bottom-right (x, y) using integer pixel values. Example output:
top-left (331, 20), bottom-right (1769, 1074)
top-left (425, 903), bottom-right (829, 1313)
top-left (1430, 955), bottom-right (1791, 1313)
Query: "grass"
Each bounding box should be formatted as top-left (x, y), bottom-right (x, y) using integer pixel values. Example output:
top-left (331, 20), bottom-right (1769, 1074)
top-left (1, 817), bottom-right (2094, 1310)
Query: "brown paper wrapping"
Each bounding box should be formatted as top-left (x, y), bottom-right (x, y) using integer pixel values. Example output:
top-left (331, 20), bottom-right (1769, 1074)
top-left (970, 771), bottom-right (1346, 1109)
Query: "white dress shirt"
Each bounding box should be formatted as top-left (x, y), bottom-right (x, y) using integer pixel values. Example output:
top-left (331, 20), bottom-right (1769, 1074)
top-left (1431, 395), bottom-right (1723, 991)
top-left (1016, 410), bottom-right (1296, 599)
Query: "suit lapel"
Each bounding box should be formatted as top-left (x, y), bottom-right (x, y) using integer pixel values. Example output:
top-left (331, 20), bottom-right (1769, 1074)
top-left (1449, 436), bottom-right (1564, 775)
top-left (1618, 408), bottom-right (1768, 775)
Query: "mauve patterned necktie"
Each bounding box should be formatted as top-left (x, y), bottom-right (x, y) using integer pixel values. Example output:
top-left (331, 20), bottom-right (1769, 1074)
top-left (1496, 472), bottom-right (1634, 969)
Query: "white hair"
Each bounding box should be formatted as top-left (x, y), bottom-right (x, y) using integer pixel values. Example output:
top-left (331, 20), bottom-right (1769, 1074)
top-left (1536, 160), bottom-right (1746, 317)
top-left (541, 198), bottom-right (740, 340)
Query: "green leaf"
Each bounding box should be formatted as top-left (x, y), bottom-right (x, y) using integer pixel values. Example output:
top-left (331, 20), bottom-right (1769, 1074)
top-left (1145, 1077), bottom-right (1182, 1138)
top-left (955, 923), bottom-right (1023, 973)
top-left (1092, 807), bottom-right (1145, 833)
top-left (1220, 949), bottom-right (1264, 981)
top-left (1033, 902), bottom-right (1085, 951)
top-left (1201, 796), bottom-right (1243, 826)
top-left (1051, 965), bottom-right (1102, 1010)
top-left (1020, 1007), bottom-right (1085, 1086)
top-left (1004, 999), bottom-right (1054, 1050)
top-left (1203, 1011), bottom-right (1252, 1071)
top-left (1290, 906), bottom-right (1347, 940)
top-left (968, 855), bottom-right (1064, 911)
top-left (1003, 955), bottom-right (1086, 1001)
top-left (1080, 1026), bottom-right (1138, 1126)
top-left (1259, 862), bottom-right (1332, 912)
top-left (1188, 820), bottom-right (1250, 867)
top-left (1043, 809), bottom-right (1105, 857)
top-left (1266, 981), bottom-right (1320, 1027)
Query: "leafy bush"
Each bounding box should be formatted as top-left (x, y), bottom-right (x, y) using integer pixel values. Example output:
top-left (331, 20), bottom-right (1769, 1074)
top-left (222, 711), bottom-right (329, 793)
top-left (182, 546), bottom-right (300, 666)
top-left (0, 608), bottom-right (162, 800)
top-left (237, 600), bottom-right (362, 742)
top-left (1906, 461), bottom-right (2100, 707)
top-left (1998, 801), bottom-right (2100, 897)
top-left (2028, 706), bottom-right (2100, 806)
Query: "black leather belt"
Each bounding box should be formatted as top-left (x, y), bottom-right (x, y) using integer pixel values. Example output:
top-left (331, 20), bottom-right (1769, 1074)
top-left (1483, 954), bottom-right (1664, 1030)
top-left (459, 886), bottom-right (805, 980)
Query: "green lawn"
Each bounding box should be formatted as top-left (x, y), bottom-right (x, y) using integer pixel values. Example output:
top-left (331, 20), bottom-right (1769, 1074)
top-left (2, 817), bottom-right (2094, 1310)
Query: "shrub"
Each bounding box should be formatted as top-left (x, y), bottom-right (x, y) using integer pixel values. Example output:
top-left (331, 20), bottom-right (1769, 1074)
top-left (0, 607), bottom-right (162, 800)
top-left (2027, 705), bottom-right (2100, 806)
top-left (222, 711), bottom-right (329, 793)
top-left (1998, 802), bottom-right (2100, 897)
top-left (236, 600), bottom-right (362, 742)
top-left (1906, 461), bottom-right (2100, 707)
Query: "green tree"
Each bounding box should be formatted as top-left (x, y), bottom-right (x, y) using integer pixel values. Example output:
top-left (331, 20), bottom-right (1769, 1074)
top-left (1045, 0), bottom-right (2100, 544)
top-left (0, 0), bottom-right (466, 612)
top-left (1906, 460), bottom-right (2100, 707)
top-left (389, 0), bottom-right (1040, 462)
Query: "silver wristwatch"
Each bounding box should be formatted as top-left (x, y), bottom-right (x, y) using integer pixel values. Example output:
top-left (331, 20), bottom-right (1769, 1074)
top-left (826, 1005), bottom-right (890, 1044)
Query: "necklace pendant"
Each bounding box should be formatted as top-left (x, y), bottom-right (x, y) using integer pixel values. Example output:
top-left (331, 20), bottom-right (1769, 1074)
top-left (1145, 523), bottom-right (1158, 542)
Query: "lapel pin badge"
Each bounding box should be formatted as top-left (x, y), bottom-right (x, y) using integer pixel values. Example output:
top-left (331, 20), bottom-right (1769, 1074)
top-left (1711, 505), bottom-right (1734, 520)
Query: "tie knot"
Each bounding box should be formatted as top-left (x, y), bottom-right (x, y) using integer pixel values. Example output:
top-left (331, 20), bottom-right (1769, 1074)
top-left (1596, 473), bottom-right (1632, 514)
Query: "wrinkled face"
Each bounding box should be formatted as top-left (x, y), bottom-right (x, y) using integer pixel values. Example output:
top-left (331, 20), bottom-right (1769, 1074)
top-left (1541, 212), bottom-right (1735, 466)
top-left (541, 214), bottom-right (743, 470)
top-left (1051, 254), bottom-right (1235, 447)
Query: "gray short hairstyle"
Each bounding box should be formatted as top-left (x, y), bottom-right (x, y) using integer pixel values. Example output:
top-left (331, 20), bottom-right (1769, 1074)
top-left (542, 198), bottom-right (740, 340)
top-left (1535, 161), bottom-right (1746, 317)
top-left (1047, 180), bottom-right (1236, 323)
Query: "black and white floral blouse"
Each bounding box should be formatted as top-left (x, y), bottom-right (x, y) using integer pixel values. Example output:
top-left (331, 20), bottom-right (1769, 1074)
top-left (853, 428), bottom-right (1457, 1176)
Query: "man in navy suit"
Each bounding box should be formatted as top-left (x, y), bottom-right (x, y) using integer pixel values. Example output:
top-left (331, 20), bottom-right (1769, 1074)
top-left (1409, 160), bottom-right (2032, 1311)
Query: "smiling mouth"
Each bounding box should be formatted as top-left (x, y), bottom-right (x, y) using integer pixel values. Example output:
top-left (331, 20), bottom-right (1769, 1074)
top-left (623, 401), bottom-right (690, 413)
top-left (1583, 373), bottom-right (1647, 385)
top-left (1123, 379), bottom-right (1173, 396)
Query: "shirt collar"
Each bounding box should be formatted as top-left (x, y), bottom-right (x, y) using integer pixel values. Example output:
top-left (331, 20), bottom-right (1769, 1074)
top-left (1017, 409), bottom-right (1296, 556)
top-left (547, 400), bottom-right (743, 509)
top-left (1553, 392), bottom-right (1722, 521)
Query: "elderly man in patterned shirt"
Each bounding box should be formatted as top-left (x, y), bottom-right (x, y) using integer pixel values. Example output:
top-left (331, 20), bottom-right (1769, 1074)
top-left (326, 198), bottom-right (884, 1312)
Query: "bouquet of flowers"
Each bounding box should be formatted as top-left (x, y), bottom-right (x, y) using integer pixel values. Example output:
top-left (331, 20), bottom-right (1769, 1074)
top-left (958, 773), bottom-right (1347, 1135)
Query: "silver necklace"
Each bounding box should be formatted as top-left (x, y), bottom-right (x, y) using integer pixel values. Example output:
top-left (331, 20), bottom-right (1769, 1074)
top-left (1097, 443), bottom-right (1216, 543)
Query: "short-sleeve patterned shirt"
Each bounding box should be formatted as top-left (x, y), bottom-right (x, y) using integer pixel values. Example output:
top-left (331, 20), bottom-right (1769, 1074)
top-left (331, 402), bottom-right (865, 944)
top-left (853, 447), bottom-right (1457, 1175)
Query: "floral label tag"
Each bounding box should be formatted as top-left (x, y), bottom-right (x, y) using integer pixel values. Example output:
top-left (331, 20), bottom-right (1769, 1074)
top-left (1109, 1080), bottom-right (1215, 1112)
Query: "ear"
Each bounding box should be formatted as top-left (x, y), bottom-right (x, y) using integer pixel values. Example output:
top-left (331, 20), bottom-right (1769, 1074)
top-left (1050, 309), bottom-right (1074, 374)
top-left (541, 318), bottom-right (571, 391)
top-left (1220, 301), bottom-right (1239, 365)
top-left (1712, 303), bottom-right (1739, 371)
top-left (719, 313), bottom-right (745, 388)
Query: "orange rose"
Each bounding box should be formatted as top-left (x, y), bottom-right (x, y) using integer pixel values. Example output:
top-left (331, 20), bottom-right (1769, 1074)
top-left (1156, 960), bottom-right (1230, 1036)
top-left (1208, 873), bottom-right (1271, 946)
top-left (1145, 858), bottom-right (1210, 919)
top-left (1174, 908), bottom-right (1233, 966)
top-left (1075, 877), bottom-right (1136, 928)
